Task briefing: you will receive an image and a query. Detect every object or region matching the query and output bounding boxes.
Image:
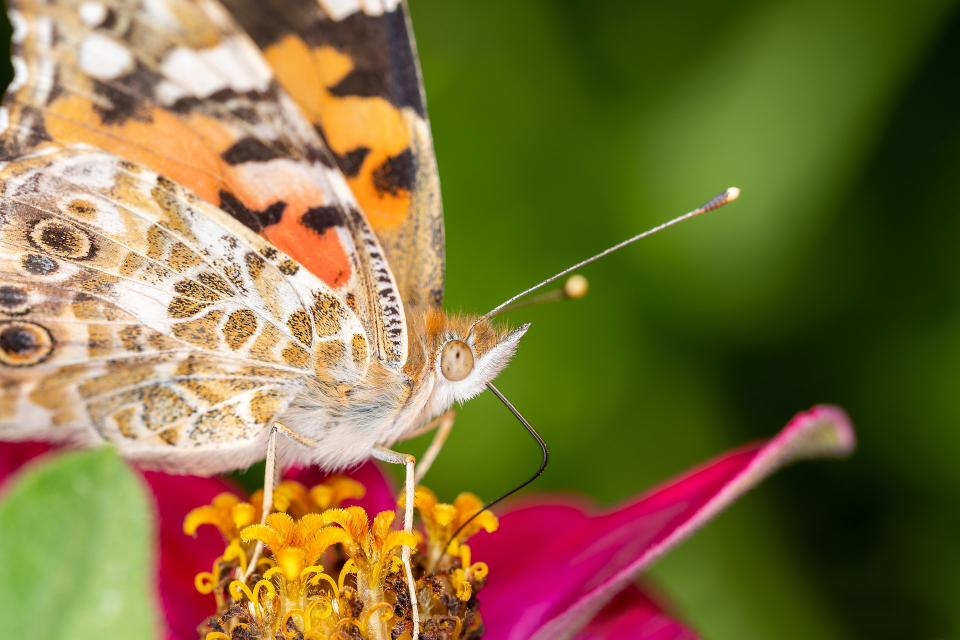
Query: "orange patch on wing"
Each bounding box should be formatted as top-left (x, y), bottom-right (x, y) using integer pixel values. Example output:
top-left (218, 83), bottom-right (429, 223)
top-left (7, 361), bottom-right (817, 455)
top-left (226, 161), bottom-right (353, 291)
top-left (265, 38), bottom-right (413, 231)
top-left (263, 35), bottom-right (327, 123)
top-left (44, 94), bottom-right (353, 291)
top-left (264, 216), bottom-right (351, 290)
top-left (44, 94), bottom-right (226, 204)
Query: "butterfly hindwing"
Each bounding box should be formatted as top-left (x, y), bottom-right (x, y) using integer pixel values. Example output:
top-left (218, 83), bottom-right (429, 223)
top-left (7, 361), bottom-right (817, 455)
top-left (221, 0), bottom-right (446, 309)
top-left (1, 0), bottom-right (408, 365)
top-left (0, 145), bottom-right (369, 473)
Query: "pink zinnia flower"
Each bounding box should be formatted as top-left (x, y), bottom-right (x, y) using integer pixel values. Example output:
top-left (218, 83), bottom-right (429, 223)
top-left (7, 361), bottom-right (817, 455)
top-left (0, 405), bottom-right (853, 639)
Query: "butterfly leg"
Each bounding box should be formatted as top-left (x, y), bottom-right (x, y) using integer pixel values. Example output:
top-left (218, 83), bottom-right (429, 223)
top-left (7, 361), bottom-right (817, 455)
top-left (371, 445), bottom-right (421, 640)
top-left (413, 411), bottom-right (456, 483)
top-left (243, 422), bottom-right (321, 580)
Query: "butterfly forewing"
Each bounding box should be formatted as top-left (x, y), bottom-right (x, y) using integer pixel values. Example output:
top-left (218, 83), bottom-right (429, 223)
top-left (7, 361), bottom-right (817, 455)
top-left (221, 0), bottom-right (446, 309)
top-left (1, 0), bottom-right (408, 366)
top-left (0, 146), bottom-right (368, 473)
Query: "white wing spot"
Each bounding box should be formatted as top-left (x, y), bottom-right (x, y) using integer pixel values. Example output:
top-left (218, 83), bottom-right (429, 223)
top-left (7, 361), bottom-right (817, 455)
top-left (9, 57), bottom-right (28, 93)
top-left (319, 0), bottom-right (362, 21)
top-left (160, 41), bottom-right (269, 99)
top-left (9, 10), bottom-right (28, 44)
top-left (79, 2), bottom-right (109, 28)
top-left (79, 34), bottom-right (134, 80)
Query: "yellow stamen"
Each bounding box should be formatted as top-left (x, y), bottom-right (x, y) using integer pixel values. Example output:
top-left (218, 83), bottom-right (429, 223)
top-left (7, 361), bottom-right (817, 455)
top-left (306, 597), bottom-right (334, 621)
top-left (310, 476), bottom-right (365, 510)
top-left (194, 572), bottom-right (216, 595)
top-left (338, 558), bottom-right (356, 592)
top-left (232, 502), bottom-right (257, 528)
top-left (222, 539), bottom-right (248, 575)
top-left (307, 570), bottom-right (341, 599)
top-left (280, 609), bottom-right (307, 637)
top-left (190, 478), bottom-right (490, 639)
top-left (263, 566), bottom-right (284, 581)
top-left (471, 562), bottom-right (489, 581)
top-left (229, 580), bottom-right (256, 605)
top-left (360, 602), bottom-right (393, 632)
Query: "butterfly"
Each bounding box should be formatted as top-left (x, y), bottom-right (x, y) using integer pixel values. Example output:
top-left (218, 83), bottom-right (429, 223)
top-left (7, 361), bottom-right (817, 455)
top-left (0, 1), bottom-right (536, 633)
top-left (0, 0), bottom-right (529, 474)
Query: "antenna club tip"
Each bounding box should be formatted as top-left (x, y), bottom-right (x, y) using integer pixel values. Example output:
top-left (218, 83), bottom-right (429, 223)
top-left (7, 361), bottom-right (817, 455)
top-left (726, 187), bottom-right (741, 202)
top-left (564, 274), bottom-right (589, 299)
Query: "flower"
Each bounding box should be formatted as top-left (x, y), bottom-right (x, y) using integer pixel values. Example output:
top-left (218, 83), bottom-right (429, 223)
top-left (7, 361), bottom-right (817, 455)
top-left (186, 475), bottom-right (493, 639)
top-left (0, 405), bottom-right (854, 639)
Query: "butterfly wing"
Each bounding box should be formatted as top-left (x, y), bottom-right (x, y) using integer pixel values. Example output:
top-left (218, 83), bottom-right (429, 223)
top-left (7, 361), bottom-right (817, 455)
top-left (0, 146), bottom-right (368, 473)
top-left (220, 0), bottom-right (446, 309)
top-left (1, 0), bottom-right (408, 365)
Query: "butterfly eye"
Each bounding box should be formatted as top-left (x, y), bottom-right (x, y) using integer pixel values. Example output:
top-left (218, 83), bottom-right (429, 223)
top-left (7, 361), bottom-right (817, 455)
top-left (440, 340), bottom-right (474, 381)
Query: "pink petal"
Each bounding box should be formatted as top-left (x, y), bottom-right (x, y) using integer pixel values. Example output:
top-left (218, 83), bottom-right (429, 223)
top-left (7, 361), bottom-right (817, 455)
top-left (572, 584), bottom-right (699, 640)
top-left (142, 471), bottom-right (243, 640)
top-left (472, 405), bottom-right (854, 640)
top-left (0, 441), bottom-right (53, 490)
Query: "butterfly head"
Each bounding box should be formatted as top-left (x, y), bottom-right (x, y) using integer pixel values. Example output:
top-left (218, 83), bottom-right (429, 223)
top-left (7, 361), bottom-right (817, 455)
top-left (405, 308), bottom-right (528, 417)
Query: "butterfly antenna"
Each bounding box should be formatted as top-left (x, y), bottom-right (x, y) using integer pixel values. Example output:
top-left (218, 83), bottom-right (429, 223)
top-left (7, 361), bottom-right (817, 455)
top-left (489, 274), bottom-right (589, 317)
top-left (481, 187), bottom-right (740, 320)
top-left (445, 382), bottom-right (548, 549)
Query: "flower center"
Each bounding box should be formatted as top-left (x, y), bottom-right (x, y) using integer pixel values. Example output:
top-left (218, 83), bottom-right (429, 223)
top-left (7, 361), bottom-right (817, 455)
top-left (185, 477), bottom-right (497, 640)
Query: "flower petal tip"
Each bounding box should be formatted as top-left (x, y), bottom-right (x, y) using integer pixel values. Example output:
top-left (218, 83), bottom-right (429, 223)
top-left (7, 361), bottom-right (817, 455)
top-left (782, 404), bottom-right (856, 462)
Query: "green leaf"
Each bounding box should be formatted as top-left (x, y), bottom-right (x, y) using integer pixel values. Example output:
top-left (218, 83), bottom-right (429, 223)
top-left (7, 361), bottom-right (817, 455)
top-left (0, 448), bottom-right (158, 640)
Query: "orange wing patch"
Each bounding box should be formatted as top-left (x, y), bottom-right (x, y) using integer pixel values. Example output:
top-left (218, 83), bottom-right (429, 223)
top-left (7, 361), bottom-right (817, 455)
top-left (38, 90), bottom-right (355, 291)
top-left (222, 0), bottom-right (446, 308)
top-left (265, 37), bottom-right (412, 230)
top-left (1, 0), bottom-right (409, 365)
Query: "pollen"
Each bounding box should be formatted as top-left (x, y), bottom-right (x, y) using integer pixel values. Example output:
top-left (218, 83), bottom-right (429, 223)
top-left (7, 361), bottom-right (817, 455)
top-left (188, 478), bottom-right (493, 640)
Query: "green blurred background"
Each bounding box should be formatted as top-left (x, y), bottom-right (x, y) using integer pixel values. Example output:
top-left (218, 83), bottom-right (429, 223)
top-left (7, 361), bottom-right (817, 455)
top-left (397, 0), bottom-right (960, 638)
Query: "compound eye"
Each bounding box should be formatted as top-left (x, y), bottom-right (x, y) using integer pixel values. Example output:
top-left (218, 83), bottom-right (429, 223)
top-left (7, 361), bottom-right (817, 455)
top-left (440, 340), bottom-right (474, 381)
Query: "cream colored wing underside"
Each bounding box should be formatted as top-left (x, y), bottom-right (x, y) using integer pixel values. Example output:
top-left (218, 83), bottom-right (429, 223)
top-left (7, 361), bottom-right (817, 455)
top-left (2, 0), bottom-right (408, 366)
top-left (0, 145), bottom-right (368, 473)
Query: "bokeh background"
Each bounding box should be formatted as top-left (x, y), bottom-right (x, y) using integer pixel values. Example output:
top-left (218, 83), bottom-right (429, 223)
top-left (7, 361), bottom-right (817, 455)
top-left (397, 0), bottom-right (960, 638)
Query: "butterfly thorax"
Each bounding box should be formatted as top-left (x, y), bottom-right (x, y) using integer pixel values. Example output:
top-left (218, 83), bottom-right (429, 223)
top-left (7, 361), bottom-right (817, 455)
top-left (280, 307), bottom-right (526, 470)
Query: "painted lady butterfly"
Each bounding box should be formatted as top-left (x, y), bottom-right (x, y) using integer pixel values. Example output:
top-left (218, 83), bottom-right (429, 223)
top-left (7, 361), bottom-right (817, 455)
top-left (0, 0), bottom-right (522, 476)
top-left (0, 2), bottom-right (514, 632)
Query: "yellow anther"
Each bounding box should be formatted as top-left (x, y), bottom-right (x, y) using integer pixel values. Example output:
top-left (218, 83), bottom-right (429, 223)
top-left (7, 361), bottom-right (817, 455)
top-left (338, 558), bottom-right (357, 592)
top-left (432, 504), bottom-right (457, 527)
top-left (306, 597), bottom-right (334, 622)
top-left (253, 579), bottom-right (277, 606)
top-left (361, 602), bottom-right (393, 632)
top-left (310, 476), bottom-right (365, 511)
top-left (229, 580), bottom-right (255, 604)
top-left (263, 567), bottom-right (284, 581)
top-left (470, 562), bottom-right (489, 581)
top-left (307, 571), bottom-right (340, 598)
top-left (280, 609), bottom-right (307, 638)
top-left (276, 547), bottom-right (307, 582)
top-left (222, 539), bottom-right (248, 575)
top-left (231, 502), bottom-right (256, 529)
top-left (205, 633), bottom-right (231, 640)
top-left (194, 572), bottom-right (216, 595)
